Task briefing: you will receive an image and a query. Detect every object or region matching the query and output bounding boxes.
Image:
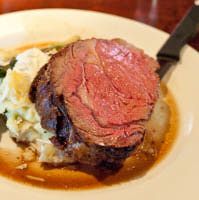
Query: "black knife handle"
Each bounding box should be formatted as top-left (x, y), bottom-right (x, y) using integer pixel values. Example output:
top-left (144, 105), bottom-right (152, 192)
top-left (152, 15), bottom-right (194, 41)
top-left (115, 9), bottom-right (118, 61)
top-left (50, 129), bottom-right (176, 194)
top-left (157, 3), bottom-right (199, 61)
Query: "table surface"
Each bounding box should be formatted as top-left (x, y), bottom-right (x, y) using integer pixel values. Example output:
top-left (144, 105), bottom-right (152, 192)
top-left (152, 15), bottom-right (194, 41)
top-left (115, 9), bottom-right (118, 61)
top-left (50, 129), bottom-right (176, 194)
top-left (0, 0), bottom-right (198, 51)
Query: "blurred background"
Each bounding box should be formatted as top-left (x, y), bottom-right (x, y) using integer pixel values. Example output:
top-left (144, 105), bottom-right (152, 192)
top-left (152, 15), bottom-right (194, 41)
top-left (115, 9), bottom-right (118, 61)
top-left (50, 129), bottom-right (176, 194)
top-left (0, 0), bottom-right (198, 50)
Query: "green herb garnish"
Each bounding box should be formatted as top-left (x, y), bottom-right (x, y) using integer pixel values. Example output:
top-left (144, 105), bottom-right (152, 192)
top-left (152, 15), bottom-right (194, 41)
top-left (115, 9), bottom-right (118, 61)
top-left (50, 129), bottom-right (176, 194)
top-left (9, 57), bottom-right (17, 69)
top-left (0, 56), bottom-right (17, 78)
top-left (0, 68), bottom-right (6, 78)
top-left (42, 43), bottom-right (66, 53)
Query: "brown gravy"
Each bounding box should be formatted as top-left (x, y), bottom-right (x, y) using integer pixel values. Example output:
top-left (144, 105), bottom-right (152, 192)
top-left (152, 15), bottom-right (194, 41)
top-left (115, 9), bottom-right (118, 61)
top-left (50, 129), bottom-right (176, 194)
top-left (0, 44), bottom-right (179, 190)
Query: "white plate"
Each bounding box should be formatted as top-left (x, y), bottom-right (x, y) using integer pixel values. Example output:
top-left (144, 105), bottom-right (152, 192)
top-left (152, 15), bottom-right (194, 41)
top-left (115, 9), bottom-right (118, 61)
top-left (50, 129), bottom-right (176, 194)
top-left (0, 9), bottom-right (199, 200)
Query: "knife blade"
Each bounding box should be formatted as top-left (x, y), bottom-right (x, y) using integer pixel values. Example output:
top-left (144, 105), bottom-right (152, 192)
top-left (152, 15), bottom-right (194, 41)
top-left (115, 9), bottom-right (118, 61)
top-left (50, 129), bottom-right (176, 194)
top-left (157, 1), bottom-right (199, 79)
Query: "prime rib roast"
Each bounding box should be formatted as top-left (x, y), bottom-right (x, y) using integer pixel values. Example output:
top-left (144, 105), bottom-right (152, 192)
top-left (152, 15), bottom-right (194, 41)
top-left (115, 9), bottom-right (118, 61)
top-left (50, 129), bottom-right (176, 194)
top-left (30, 38), bottom-right (159, 168)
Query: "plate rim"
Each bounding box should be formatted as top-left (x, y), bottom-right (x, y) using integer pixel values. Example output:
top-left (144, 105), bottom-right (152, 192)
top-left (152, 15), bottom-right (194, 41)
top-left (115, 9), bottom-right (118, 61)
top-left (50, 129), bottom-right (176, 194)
top-left (0, 8), bottom-right (198, 200)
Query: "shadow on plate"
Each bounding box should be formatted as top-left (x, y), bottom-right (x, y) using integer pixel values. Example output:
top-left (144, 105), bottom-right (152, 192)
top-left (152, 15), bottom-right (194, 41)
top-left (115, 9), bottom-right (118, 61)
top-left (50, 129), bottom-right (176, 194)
top-left (160, 63), bottom-right (178, 84)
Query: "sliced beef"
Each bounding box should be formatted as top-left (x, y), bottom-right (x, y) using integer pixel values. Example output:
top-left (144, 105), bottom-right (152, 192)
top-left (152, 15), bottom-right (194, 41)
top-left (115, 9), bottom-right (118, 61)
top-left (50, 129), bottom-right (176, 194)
top-left (30, 38), bottom-right (159, 167)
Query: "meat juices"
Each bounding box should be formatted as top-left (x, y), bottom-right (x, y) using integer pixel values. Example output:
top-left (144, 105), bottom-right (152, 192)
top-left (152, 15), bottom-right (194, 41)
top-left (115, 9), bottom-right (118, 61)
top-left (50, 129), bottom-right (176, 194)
top-left (30, 38), bottom-right (159, 168)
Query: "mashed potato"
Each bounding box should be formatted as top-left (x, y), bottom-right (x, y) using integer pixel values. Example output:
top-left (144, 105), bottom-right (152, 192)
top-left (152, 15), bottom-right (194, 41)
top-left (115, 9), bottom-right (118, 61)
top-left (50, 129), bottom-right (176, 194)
top-left (0, 48), bottom-right (52, 141)
top-left (0, 47), bottom-right (71, 164)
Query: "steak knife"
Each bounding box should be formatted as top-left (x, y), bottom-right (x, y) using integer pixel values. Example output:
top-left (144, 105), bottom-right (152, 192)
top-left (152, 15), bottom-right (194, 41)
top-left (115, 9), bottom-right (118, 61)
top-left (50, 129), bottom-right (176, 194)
top-left (157, 0), bottom-right (199, 78)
